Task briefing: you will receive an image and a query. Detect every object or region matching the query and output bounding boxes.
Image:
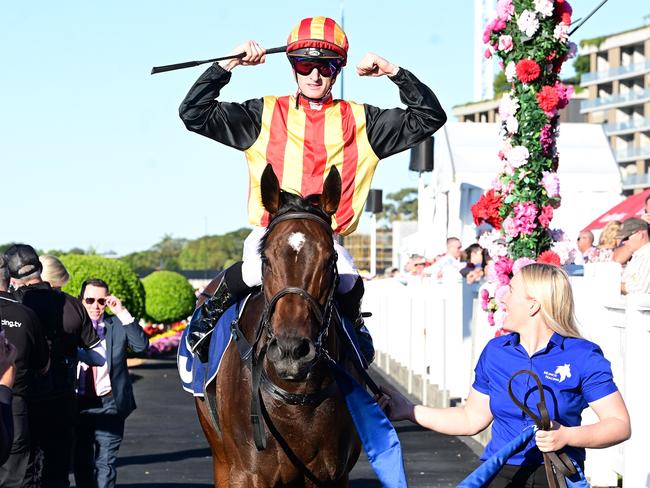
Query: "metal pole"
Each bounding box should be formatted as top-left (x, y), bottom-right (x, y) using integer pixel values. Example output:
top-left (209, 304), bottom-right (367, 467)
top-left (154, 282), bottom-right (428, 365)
top-left (569, 0), bottom-right (610, 36)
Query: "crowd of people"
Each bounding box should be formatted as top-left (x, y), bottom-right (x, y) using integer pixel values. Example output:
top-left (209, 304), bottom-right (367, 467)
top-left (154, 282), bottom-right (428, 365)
top-left (0, 244), bottom-right (148, 488)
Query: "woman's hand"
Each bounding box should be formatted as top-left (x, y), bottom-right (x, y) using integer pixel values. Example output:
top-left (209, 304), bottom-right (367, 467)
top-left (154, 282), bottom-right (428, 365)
top-left (535, 420), bottom-right (570, 452)
top-left (376, 384), bottom-right (415, 422)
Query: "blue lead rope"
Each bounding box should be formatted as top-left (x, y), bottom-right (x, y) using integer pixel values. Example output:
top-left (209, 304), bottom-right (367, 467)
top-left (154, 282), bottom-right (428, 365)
top-left (331, 363), bottom-right (408, 488)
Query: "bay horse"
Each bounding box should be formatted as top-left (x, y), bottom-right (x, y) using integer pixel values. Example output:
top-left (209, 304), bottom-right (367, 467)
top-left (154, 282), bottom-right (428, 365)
top-left (195, 164), bottom-right (361, 487)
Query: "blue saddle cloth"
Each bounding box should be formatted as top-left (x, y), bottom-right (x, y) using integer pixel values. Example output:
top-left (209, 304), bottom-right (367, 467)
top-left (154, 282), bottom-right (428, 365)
top-left (176, 298), bottom-right (406, 487)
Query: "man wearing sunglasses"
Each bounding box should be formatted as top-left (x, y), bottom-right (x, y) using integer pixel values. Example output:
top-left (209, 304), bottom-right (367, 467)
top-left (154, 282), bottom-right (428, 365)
top-left (75, 278), bottom-right (148, 488)
top-left (180, 16), bottom-right (447, 363)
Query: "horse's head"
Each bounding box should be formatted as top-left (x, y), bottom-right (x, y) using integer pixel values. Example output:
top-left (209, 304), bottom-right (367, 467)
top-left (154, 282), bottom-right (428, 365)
top-left (258, 164), bottom-right (341, 381)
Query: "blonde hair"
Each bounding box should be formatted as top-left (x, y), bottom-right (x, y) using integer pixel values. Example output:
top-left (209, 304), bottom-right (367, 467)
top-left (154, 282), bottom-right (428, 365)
top-left (598, 220), bottom-right (622, 250)
top-left (519, 263), bottom-right (581, 338)
top-left (39, 255), bottom-right (70, 289)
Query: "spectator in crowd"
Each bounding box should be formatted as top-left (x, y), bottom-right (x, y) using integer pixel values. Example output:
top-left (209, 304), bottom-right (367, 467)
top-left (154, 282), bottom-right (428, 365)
top-left (590, 221), bottom-right (621, 263)
top-left (381, 263), bottom-right (630, 486)
top-left (74, 278), bottom-right (148, 488)
top-left (0, 336), bottom-right (17, 467)
top-left (4, 244), bottom-right (101, 488)
top-left (404, 255), bottom-right (428, 276)
top-left (576, 230), bottom-right (598, 264)
top-left (0, 257), bottom-right (50, 486)
top-left (618, 218), bottom-right (650, 295)
top-left (39, 255), bottom-right (70, 290)
top-left (422, 237), bottom-right (463, 280)
top-left (459, 244), bottom-right (486, 284)
top-left (642, 194), bottom-right (650, 225)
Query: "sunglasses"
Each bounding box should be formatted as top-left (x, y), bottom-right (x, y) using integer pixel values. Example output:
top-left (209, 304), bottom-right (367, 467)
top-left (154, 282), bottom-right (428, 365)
top-left (84, 297), bottom-right (107, 306)
top-left (289, 57), bottom-right (343, 77)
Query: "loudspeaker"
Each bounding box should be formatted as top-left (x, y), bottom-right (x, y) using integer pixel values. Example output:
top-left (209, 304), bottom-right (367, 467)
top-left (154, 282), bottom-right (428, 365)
top-left (409, 136), bottom-right (434, 172)
top-left (365, 189), bottom-right (383, 214)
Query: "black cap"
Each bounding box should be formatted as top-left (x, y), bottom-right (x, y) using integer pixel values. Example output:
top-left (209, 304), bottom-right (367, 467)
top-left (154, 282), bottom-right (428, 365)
top-left (4, 244), bottom-right (42, 279)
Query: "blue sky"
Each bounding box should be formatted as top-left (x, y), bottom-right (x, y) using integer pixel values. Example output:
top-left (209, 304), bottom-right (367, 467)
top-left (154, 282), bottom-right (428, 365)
top-left (1, 1), bottom-right (647, 254)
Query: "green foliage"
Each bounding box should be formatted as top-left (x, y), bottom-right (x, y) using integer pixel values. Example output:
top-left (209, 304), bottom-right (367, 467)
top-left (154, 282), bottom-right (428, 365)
top-left (178, 228), bottom-right (249, 270)
top-left (120, 234), bottom-right (185, 272)
top-left (141, 271), bottom-right (196, 324)
top-left (60, 255), bottom-right (146, 318)
top-left (493, 72), bottom-right (510, 96)
top-left (378, 188), bottom-right (418, 225)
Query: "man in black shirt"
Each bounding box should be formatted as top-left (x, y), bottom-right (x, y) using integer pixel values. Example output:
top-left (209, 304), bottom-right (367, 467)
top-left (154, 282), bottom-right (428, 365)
top-left (4, 244), bottom-right (101, 488)
top-left (0, 256), bottom-right (50, 486)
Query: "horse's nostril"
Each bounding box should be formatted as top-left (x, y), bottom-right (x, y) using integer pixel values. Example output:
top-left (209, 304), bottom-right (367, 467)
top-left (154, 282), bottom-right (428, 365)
top-left (292, 338), bottom-right (312, 360)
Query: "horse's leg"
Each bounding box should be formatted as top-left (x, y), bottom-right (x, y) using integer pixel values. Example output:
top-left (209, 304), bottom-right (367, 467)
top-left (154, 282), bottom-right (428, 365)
top-left (195, 397), bottom-right (229, 487)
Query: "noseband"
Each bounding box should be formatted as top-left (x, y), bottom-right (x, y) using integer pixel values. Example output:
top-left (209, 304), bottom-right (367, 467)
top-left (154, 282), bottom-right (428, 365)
top-left (258, 211), bottom-right (339, 357)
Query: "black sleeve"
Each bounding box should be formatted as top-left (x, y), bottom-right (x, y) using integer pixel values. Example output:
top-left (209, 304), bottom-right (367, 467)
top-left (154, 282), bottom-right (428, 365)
top-left (364, 68), bottom-right (447, 160)
top-left (179, 64), bottom-right (265, 151)
top-left (0, 385), bottom-right (13, 466)
top-left (26, 309), bottom-right (50, 372)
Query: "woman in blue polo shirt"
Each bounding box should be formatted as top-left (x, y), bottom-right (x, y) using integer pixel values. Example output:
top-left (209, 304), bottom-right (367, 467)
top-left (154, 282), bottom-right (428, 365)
top-left (382, 263), bottom-right (630, 487)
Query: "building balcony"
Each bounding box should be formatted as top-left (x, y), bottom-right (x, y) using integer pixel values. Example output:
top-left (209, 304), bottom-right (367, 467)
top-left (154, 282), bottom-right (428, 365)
top-left (622, 172), bottom-right (650, 190)
top-left (581, 89), bottom-right (650, 114)
top-left (615, 145), bottom-right (650, 163)
top-left (581, 60), bottom-right (650, 86)
top-left (604, 117), bottom-right (650, 136)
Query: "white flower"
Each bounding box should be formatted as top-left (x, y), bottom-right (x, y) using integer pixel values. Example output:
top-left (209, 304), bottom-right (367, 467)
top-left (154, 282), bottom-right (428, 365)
top-left (517, 10), bottom-right (540, 38)
top-left (533, 0), bottom-right (554, 17)
top-left (554, 23), bottom-right (569, 42)
top-left (506, 145), bottom-right (529, 168)
top-left (478, 230), bottom-right (508, 260)
top-left (498, 93), bottom-right (519, 120)
top-left (505, 116), bottom-right (519, 134)
top-left (552, 240), bottom-right (577, 265)
top-left (505, 61), bottom-right (517, 82)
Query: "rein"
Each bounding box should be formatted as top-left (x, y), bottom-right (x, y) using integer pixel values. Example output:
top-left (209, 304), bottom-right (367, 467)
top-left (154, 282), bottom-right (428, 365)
top-left (508, 370), bottom-right (578, 488)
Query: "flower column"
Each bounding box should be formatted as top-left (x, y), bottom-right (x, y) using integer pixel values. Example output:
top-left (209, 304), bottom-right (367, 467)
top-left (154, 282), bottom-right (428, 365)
top-left (473, 0), bottom-right (577, 331)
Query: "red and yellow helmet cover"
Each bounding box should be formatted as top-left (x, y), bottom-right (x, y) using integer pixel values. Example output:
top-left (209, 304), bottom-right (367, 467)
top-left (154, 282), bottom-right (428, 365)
top-left (286, 16), bottom-right (348, 65)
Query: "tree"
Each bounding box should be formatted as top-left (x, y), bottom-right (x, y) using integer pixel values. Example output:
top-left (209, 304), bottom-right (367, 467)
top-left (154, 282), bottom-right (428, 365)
top-left (493, 71), bottom-right (510, 97)
top-left (378, 188), bottom-right (418, 227)
top-left (178, 228), bottom-right (249, 270)
top-left (141, 271), bottom-right (196, 324)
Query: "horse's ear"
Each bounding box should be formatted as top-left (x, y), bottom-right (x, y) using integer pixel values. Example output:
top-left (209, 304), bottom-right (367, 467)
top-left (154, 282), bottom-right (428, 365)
top-left (320, 166), bottom-right (341, 216)
top-left (261, 164), bottom-right (281, 215)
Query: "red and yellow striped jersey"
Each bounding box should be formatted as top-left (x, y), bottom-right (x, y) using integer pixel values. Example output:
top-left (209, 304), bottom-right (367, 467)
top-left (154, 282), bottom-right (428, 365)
top-left (244, 95), bottom-right (379, 235)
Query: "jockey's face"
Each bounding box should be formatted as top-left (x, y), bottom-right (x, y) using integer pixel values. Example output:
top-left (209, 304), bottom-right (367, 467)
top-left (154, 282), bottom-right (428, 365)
top-left (295, 65), bottom-right (336, 100)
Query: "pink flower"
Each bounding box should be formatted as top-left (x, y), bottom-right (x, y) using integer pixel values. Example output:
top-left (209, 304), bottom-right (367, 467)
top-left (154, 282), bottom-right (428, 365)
top-left (494, 285), bottom-right (510, 306)
top-left (482, 25), bottom-right (493, 44)
top-left (484, 47), bottom-right (493, 59)
top-left (555, 81), bottom-right (574, 109)
top-left (512, 257), bottom-right (536, 275)
top-left (496, 0), bottom-right (515, 20)
top-left (540, 124), bottom-right (554, 153)
top-left (513, 202), bottom-right (538, 235)
top-left (502, 216), bottom-right (518, 238)
top-left (539, 205), bottom-right (554, 228)
top-left (517, 10), bottom-right (540, 37)
top-left (487, 311), bottom-right (495, 326)
top-left (494, 256), bottom-right (514, 286)
top-left (498, 35), bottom-right (514, 53)
top-left (480, 288), bottom-right (490, 310)
top-left (498, 93), bottom-right (519, 120)
top-left (492, 18), bottom-right (507, 32)
top-left (542, 171), bottom-right (560, 198)
top-left (554, 22), bottom-right (569, 42)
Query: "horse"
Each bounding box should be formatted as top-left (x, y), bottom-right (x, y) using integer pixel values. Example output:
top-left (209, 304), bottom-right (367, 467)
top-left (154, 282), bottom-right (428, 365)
top-left (195, 164), bottom-right (362, 487)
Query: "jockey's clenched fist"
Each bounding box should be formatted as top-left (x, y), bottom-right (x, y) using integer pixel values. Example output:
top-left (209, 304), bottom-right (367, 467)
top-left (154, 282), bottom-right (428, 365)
top-left (356, 53), bottom-right (399, 77)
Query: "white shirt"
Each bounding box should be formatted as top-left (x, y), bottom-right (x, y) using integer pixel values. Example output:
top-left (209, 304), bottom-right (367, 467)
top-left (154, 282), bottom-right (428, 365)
top-left (622, 242), bottom-right (650, 294)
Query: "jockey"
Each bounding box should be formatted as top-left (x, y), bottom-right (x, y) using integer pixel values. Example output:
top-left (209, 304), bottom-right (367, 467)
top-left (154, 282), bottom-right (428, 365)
top-left (180, 16), bottom-right (447, 363)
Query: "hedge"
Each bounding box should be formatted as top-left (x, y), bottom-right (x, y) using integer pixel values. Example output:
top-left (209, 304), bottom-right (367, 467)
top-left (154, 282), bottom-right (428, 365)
top-left (141, 271), bottom-right (196, 324)
top-left (61, 255), bottom-right (146, 318)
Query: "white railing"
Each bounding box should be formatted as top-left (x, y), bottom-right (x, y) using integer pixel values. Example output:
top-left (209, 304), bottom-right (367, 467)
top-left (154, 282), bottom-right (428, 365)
top-left (365, 265), bottom-right (650, 487)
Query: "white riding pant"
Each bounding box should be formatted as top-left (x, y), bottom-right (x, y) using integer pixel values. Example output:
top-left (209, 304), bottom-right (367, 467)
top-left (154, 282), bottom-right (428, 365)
top-left (241, 226), bottom-right (359, 294)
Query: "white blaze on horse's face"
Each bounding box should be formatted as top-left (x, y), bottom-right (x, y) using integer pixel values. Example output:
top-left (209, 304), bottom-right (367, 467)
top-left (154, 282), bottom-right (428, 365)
top-left (288, 232), bottom-right (306, 257)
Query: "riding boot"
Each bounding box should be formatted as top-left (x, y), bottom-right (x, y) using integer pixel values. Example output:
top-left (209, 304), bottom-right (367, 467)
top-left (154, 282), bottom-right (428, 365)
top-left (187, 262), bottom-right (251, 363)
top-left (336, 277), bottom-right (375, 366)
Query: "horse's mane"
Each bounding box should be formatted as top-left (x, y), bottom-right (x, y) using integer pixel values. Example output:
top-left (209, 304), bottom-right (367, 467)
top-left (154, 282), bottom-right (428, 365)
top-left (258, 190), bottom-right (332, 254)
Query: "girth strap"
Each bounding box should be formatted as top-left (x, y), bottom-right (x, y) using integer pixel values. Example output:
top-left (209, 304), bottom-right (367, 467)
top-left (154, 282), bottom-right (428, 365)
top-left (508, 370), bottom-right (577, 488)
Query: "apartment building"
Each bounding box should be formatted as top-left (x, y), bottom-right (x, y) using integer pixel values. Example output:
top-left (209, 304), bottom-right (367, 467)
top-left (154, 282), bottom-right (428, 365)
top-left (342, 229), bottom-right (393, 275)
top-left (580, 25), bottom-right (650, 192)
